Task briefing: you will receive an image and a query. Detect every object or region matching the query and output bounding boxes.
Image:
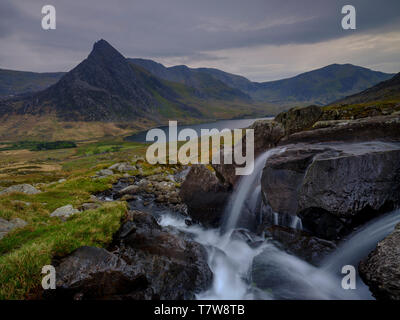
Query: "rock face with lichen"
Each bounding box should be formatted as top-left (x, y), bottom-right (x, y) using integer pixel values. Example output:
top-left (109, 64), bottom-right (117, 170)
top-left (275, 105), bottom-right (323, 135)
top-left (359, 223), bottom-right (400, 300)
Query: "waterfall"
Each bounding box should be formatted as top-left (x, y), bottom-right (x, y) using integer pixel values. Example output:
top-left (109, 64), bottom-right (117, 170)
top-left (222, 147), bottom-right (286, 232)
top-left (157, 147), bottom-right (400, 300)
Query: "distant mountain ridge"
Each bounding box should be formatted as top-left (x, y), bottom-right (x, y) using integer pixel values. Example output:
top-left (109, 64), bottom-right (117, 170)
top-left (0, 69), bottom-right (64, 97)
top-left (127, 59), bottom-right (250, 101)
top-left (251, 64), bottom-right (395, 105)
top-left (130, 59), bottom-right (395, 106)
top-left (0, 52), bottom-right (394, 108)
top-left (335, 72), bottom-right (400, 105)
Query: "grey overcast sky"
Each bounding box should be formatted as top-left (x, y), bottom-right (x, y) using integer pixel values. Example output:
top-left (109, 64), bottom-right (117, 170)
top-left (1, 0), bottom-right (400, 81)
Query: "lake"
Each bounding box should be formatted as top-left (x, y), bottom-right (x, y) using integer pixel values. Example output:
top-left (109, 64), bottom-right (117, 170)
top-left (125, 118), bottom-right (272, 142)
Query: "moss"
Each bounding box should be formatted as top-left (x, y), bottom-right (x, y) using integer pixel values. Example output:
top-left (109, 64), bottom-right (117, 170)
top-left (322, 100), bottom-right (400, 120)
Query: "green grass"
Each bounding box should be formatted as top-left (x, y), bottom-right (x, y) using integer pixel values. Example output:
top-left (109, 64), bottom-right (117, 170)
top-left (0, 134), bottom-right (181, 300)
top-left (0, 202), bottom-right (127, 299)
top-left (322, 99), bottom-right (400, 119)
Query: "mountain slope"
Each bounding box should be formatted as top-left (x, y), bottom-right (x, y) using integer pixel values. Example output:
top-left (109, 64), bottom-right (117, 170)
top-left (0, 69), bottom-right (64, 97)
top-left (334, 72), bottom-right (400, 105)
top-left (2, 40), bottom-right (204, 122)
top-left (128, 58), bottom-right (250, 101)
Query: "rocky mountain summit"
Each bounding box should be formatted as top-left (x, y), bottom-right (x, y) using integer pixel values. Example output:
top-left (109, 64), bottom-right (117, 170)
top-left (10, 40), bottom-right (199, 122)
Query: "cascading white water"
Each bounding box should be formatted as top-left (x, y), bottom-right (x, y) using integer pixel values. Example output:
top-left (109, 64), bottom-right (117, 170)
top-left (222, 147), bottom-right (286, 232)
top-left (159, 214), bottom-right (266, 299)
top-left (158, 148), bottom-right (400, 300)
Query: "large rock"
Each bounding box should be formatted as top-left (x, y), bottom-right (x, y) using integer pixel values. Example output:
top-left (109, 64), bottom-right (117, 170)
top-left (0, 217), bottom-right (27, 239)
top-left (51, 246), bottom-right (145, 299)
top-left (359, 223), bottom-right (400, 300)
top-left (0, 184), bottom-right (41, 195)
top-left (180, 165), bottom-right (231, 227)
top-left (262, 142), bottom-right (400, 239)
top-left (275, 105), bottom-right (323, 135)
top-left (262, 145), bottom-right (329, 216)
top-left (50, 210), bottom-right (212, 300)
top-left (249, 119), bottom-right (285, 156)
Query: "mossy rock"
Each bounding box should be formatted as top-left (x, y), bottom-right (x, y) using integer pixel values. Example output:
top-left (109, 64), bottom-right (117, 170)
top-left (275, 105), bottom-right (323, 135)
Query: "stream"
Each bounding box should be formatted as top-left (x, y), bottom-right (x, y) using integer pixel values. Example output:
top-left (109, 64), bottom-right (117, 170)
top-left (101, 147), bottom-right (400, 300)
top-left (158, 148), bottom-right (400, 300)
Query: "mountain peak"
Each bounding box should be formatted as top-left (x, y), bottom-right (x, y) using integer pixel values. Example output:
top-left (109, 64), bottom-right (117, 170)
top-left (88, 39), bottom-right (125, 62)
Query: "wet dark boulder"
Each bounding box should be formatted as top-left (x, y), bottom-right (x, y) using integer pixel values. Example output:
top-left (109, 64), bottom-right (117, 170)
top-left (48, 246), bottom-right (148, 300)
top-left (262, 141), bottom-right (400, 240)
top-left (264, 225), bottom-right (336, 265)
top-left (49, 210), bottom-right (212, 300)
top-left (179, 165), bottom-right (231, 227)
top-left (248, 119), bottom-right (285, 156)
top-left (359, 223), bottom-right (400, 300)
top-left (261, 144), bottom-right (330, 216)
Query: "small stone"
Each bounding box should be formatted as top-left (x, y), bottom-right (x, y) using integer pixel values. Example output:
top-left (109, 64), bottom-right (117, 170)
top-left (58, 179), bottom-right (67, 183)
top-left (108, 163), bottom-right (121, 170)
top-left (50, 205), bottom-right (79, 221)
top-left (0, 217), bottom-right (28, 239)
top-left (120, 194), bottom-right (137, 201)
top-left (97, 169), bottom-right (113, 177)
top-left (119, 185), bottom-right (140, 196)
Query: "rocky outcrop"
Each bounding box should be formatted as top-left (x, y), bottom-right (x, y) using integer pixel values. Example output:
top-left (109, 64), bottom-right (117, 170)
top-left (180, 165), bottom-right (231, 227)
top-left (275, 105), bottom-right (323, 135)
top-left (0, 184), bottom-right (41, 195)
top-left (249, 119), bottom-right (285, 155)
top-left (262, 142), bottom-right (400, 239)
top-left (0, 218), bottom-right (27, 239)
top-left (359, 223), bottom-right (400, 300)
top-left (49, 210), bottom-right (212, 300)
top-left (280, 114), bottom-right (400, 145)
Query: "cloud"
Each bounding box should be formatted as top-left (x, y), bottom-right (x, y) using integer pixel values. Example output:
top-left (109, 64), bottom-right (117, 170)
top-left (0, 0), bottom-right (399, 80)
